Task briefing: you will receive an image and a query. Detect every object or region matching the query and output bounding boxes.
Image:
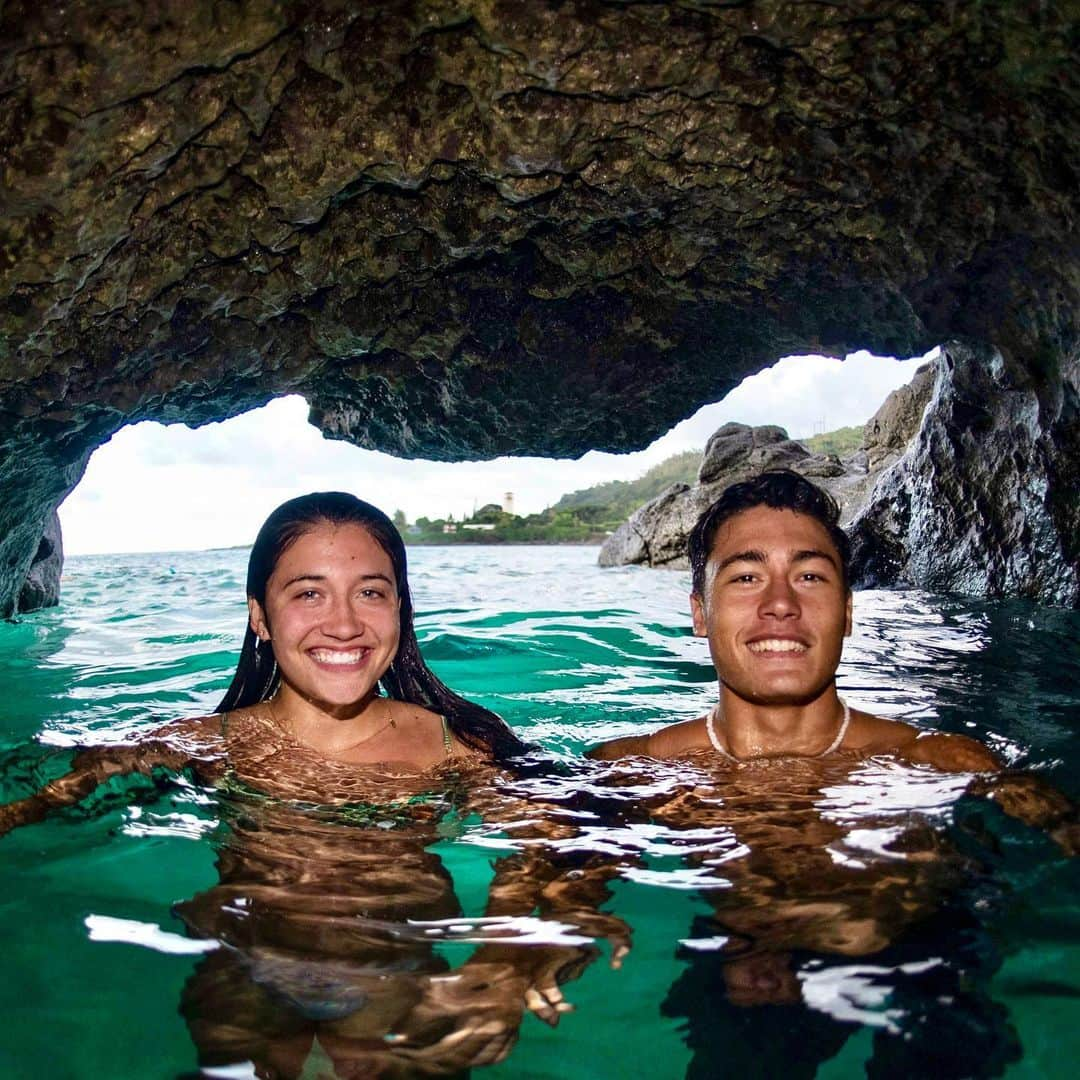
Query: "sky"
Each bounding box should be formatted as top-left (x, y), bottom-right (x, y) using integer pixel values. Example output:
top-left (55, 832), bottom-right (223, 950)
top-left (59, 349), bottom-right (933, 555)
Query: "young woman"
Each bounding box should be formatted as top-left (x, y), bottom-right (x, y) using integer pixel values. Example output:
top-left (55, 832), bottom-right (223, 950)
top-left (1, 491), bottom-right (526, 826)
top-left (210, 491), bottom-right (525, 799)
top-left (1, 495), bottom-right (610, 1077)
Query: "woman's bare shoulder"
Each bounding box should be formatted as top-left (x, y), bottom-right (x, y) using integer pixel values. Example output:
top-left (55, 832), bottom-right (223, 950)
top-left (144, 714), bottom-right (227, 755)
top-left (385, 701), bottom-right (487, 761)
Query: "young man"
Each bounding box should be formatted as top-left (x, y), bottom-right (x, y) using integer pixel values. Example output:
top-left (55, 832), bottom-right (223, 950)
top-left (589, 470), bottom-right (999, 771)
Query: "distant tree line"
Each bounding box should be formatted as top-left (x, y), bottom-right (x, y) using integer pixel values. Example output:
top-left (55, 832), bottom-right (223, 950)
top-left (802, 425), bottom-right (863, 457)
top-left (401, 452), bottom-right (702, 545)
top-left (406, 505), bottom-right (611, 545)
top-left (400, 425), bottom-right (865, 545)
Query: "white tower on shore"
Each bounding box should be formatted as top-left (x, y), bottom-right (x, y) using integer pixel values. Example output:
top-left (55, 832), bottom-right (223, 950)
top-left (502, 491), bottom-right (515, 516)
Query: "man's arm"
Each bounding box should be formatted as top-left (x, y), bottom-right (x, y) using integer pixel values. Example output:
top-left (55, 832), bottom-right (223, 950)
top-left (901, 731), bottom-right (1002, 772)
top-left (967, 771), bottom-right (1080, 854)
top-left (461, 774), bottom-right (636, 1024)
top-left (845, 710), bottom-right (1001, 773)
top-left (850, 711), bottom-right (1078, 853)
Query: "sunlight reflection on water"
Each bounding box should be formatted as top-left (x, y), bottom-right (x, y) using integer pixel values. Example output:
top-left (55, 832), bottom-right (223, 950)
top-left (1, 545), bottom-right (1079, 1079)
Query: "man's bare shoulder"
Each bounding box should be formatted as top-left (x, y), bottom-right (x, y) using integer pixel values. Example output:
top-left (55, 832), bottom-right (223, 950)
top-left (587, 717), bottom-right (710, 761)
top-left (847, 709), bottom-right (1000, 773)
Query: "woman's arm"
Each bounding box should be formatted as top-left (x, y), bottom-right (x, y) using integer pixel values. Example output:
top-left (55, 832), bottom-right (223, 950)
top-left (0, 717), bottom-right (220, 837)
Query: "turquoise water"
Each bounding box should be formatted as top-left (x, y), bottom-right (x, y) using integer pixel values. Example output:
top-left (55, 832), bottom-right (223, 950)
top-left (1, 544), bottom-right (1079, 1078)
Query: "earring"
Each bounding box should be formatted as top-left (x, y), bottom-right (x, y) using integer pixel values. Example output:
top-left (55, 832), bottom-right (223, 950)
top-left (262, 659), bottom-right (278, 700)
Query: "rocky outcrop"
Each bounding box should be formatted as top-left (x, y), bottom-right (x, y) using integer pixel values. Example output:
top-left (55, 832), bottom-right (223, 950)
top-left (602, 345), bottom-right (1080, 607)
top-left (599, 364), bottom-right (935, 571)
top-left (1, 3), bottom-right (1077, 612)
top-left (863, 363), bottom-right (937, 473)
top-left (849, 342), bottom-right (1080, 604)
top-left (16, 511), bottom-right (63, 613)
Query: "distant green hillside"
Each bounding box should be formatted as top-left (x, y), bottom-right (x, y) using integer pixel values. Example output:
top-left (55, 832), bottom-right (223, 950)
top-left (802, 425), bottom-right (863, 457)
top-left (548, 425), bottom-right (863, 526)
top-left (406, 426), bottom-right (864, 546)
top-left (551, 450), bottom-right (701, 523)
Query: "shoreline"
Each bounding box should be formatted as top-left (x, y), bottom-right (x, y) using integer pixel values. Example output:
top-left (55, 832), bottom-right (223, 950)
top-left (65, 539), bottom-right (606, 560)
top-left (404, 538), bottom-right (604, 547)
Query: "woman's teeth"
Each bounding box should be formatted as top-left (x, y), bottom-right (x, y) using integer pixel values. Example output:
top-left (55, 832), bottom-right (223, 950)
top-left (310, 649), bottom-right (366, 665)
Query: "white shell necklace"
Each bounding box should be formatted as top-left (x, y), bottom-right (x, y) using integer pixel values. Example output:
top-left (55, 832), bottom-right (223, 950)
top-left (706, 697), bottom-right (851, 761)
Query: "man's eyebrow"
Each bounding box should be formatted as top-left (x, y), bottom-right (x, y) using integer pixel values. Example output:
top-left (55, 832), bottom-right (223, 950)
top-left (712, 548), bottom-right (840, 574)
top-left (792, 548), bottom-right (839, 570)
top-left (714, 549), bottom-right (767, 572)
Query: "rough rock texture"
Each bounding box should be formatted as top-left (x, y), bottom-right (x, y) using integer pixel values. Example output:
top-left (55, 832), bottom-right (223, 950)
top-left (598, 362), bottom-right (936, 570)
top-left (849, 342), bottom-right (1080, 604)
top-left (831, 359), bottom-right (936, 514)
top-left (598, 423), bottom-right (857, 569)
top-left (603, 346), bottom-right (1080, 607)
top-left (16, 511), bottom-right (63, 613)
top-left (863, 362), bottom-right (936, 472)
top-left (1, 2), bottom-right (1077, 612)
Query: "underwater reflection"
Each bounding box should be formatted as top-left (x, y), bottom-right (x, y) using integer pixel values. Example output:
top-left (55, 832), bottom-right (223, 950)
top-left (504, 753), bottom-right (1029, 1079)
top-left (174, 768), bottom-right (622, 1079)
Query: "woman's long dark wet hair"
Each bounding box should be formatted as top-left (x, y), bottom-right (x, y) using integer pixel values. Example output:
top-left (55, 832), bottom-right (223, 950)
top-left (216, 492), bottom-right (526, 761)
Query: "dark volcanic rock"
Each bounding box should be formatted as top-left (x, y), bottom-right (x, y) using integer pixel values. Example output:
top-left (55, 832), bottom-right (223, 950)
top-left (863, 363), bottom-right (936, 472)
top-left (17, 511), bottom-right (63, 613)
top-left (849, 343), bottom-right (1080, 604)
top-left (698, 423), bottom-right (807, 484)
top-left (608, 347), bottom-right (1080, 606)
top-left (598, 363), bottom-right (937, 572)
top-left (1, 2), bottom-right (1078, 611)
top-left (598, 424), bottom-right (853, 569)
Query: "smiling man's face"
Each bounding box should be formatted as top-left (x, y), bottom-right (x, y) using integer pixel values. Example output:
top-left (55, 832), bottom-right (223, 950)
top-left (690, 505), bottom-right (852, 708)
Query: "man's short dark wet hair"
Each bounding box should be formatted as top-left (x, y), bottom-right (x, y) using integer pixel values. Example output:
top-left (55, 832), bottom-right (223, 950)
top-left (688, 470), bottom-right (852, 596)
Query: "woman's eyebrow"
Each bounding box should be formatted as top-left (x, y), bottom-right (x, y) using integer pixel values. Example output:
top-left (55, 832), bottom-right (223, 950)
top-left (280, 573), bottom-right (327, 588)
top-left (280, 572), bottom-right (395, 588)
top-left (356, 573), bottom-right (395, 585)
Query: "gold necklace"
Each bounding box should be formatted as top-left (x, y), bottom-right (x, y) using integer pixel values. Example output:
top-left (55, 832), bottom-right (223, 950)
top-left (269, 696), bottom-right (397, 754)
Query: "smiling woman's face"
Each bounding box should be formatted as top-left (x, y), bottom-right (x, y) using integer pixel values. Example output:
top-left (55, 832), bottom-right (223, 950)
top-left (249, 522), bottom-right (401, 713)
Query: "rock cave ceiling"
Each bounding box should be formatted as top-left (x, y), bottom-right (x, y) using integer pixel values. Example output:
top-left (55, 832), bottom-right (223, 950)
top-left (0, 0), bottom-right (1077, 612)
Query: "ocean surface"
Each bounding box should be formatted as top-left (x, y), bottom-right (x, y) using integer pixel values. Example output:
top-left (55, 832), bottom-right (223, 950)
top-left (1, 544), bottom-right (1079, 1079)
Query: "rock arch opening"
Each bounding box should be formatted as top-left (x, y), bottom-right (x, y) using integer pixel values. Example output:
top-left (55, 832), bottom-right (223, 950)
top-left (51, 350), bottom-right (924, 572)
top-left (2, 2), bottom-right (1076, 609)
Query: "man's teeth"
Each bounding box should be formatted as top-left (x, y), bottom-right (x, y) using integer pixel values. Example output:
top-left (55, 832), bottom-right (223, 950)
top-left (310, 649), bottom-right (366, 665)
top-left (747, 639), bottom-right (807, 653)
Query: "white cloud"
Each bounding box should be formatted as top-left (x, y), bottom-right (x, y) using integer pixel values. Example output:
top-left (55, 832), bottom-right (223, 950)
top-left (639, 350), bottom-right (931, 456)
top-left (59, 349), bottom-right (934, 555)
